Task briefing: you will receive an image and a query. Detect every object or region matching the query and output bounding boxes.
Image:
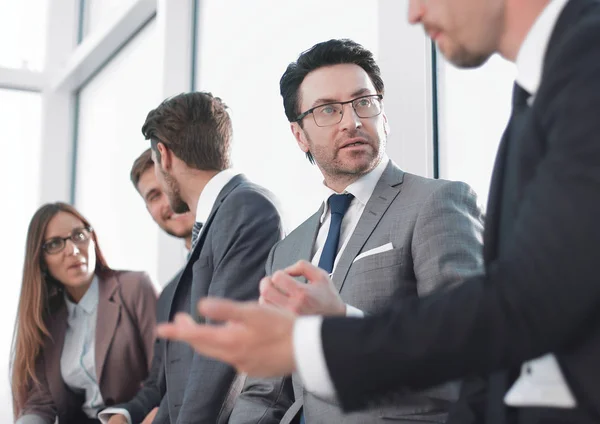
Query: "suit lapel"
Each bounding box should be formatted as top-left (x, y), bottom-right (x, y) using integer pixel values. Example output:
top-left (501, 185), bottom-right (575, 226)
top-left (331, 162), bottom-right (404, 292)
top-left (44, 302), bottom-right (70, 411)
top-left (291, 208), bottom-right (322, 283)
top-left (483, 126), bottom-right (510, 263)
top-left (95, 274), bottom-right (120, 384)
top-left (188, 174), bottom-right (247, 320)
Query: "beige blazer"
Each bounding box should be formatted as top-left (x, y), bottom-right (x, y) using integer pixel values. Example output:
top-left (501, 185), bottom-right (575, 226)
top-left (20, 271), bottom-right (157, 423)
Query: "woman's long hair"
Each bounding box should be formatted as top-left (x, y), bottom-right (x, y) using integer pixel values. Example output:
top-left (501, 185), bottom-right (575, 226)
top-left (10, 202), bottom-right (112, 417)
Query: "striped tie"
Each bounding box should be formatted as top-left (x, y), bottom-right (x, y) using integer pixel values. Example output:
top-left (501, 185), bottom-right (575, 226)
top-left (191, 221), bottom-right (203, 251)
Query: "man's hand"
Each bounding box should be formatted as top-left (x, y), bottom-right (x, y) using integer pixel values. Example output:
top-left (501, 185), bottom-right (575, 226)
top-left (141, 407), bottom-right (158, 424)
top-left (259, 260), bottom-right (346, 316)
top-left (157, 298), bottom-right (297, 377)
top-left (107, 415), bottom-right (128, 424)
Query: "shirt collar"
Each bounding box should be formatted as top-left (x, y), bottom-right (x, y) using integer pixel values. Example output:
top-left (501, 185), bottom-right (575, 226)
top-left (319, 155), bottom-right (389, 223)
top-left (515, 0), bottom-right (569, 96)
top-left (64, 275), bottom-right (99, 318)
top-left (195, 169), bottom-right (241, 225)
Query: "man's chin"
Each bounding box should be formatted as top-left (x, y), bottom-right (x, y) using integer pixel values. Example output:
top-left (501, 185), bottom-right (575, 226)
top-left (339, 157), bottom-right (379, 175)
top-left (164, 227), bottom-right (192, 239)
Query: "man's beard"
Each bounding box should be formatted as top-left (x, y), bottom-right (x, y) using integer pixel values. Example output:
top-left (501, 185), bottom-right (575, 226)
top-left (161, 168), bottom-right (190, 214)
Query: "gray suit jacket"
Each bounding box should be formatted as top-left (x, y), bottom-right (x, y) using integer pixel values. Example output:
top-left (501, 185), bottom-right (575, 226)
top-left (156, 174), bottom-right (284, 424)
top-left (230, 161), bottom-right (484, 424)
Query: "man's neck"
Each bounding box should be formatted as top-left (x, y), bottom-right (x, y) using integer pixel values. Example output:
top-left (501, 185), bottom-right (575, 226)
top-left (184, 235), bottom-right (192, 251)
top-left (499, 0), bottom-right (550, 61)
top-left (323, 175), bottom-right (360, 194)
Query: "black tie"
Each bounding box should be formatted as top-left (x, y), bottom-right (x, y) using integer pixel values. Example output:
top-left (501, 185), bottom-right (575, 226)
top-left (485, 82), bottom-right (531, 424)
top-left (191, 221), bottom-right (203, 251)
top-left (512, 82), bottom-right (530, 111)
top-left (318, 193), bottom-right (354, 274)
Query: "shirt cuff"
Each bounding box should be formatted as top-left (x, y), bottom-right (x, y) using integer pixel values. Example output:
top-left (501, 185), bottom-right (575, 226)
top-left (15, 415), bottom-right (48, 424)
top-left (97, 407), bottom-right (132, 424)
top-left (345, 304), bottom-right (364, 317)
top-left (293, 316), bottom-right (336, 399)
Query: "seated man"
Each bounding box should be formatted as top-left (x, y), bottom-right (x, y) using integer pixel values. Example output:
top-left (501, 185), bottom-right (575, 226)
top-left (99, 148), bottom-right (195, 424)
top-left (140, 92), bottom-right (284, 424)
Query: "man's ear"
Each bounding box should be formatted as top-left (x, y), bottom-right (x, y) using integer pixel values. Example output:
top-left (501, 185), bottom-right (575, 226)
top-left (291, 122), bottom-right (310, 154)
top-left (157, 142), bottom-right (172, 171)
top-left (382, 112), bottom-right (391, 137)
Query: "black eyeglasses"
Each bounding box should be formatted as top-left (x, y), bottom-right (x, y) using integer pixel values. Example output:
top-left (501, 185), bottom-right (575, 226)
top-left (293, 94), bottom-right (383, 127)
top-left (42, 226), bottom-right (93, 255)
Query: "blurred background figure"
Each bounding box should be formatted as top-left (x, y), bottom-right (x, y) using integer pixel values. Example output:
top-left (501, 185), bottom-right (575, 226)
top-left (11, 202), bottom-right (157, 424)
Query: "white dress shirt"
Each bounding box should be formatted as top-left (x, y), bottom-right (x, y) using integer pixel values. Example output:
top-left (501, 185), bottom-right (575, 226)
top-left (100, 169), bottom-right (241, 424)
top-left (504, 0), bottom-right (576, 408)
top-left (17, 277), bottom-right (104, 424)
top-left (61, 276), bottom-right (104, 418)
top-left (195, 168), bottom-right (241, 236)
top-left (294, 156), bottom-right (389, 398)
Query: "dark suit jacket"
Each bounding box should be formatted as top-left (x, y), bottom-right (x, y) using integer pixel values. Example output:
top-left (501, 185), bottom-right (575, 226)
top-left (20, 271), bottom-right (157, 423)
top-left (318, 1), bottom-right (600, 423)
top-left (107, 269), bottom-right (181, 423)
top-left (155, 174), bottom-right (284, 424)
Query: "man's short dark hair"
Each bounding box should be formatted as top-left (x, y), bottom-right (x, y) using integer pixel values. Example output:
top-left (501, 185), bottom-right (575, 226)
top-left (130, 148), bottom-right (154, 191)
top-left (142, 92), bottom-right (232, 171)
top-left (279, 39), bottom-right (384, 163)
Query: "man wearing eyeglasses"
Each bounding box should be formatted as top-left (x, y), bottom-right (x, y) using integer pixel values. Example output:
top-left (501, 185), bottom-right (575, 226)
top-left (229, 38), bottom-right (485, 424)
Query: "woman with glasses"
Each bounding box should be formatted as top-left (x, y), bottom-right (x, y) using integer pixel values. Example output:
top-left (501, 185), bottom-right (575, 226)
top-left (11, 202), bottom-right (157, 424)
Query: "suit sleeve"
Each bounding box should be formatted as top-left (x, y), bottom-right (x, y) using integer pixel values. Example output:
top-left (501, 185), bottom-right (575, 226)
top-left (229, 243), bottom-right (296, 424)
top-left (103, 338), bottom-right (164, 423)
top-left (18, 354), bottom-right (57, 424)
top-left (104, 273), bottom-right (161, 423)
top-left (320, 20), bottom-right (600, 412)
top-left (412, 180), bottom-right (484, 295)
top-left (179, 189), bottom-right (285, 423)
top-left (132, 272), bottom-right (158, 371)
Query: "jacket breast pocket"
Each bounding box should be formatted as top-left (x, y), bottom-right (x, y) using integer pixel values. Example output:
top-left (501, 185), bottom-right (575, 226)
top-left (343, 247), bottom-right (408, 312)
top-left (349, 247), bottom-right (404, 276)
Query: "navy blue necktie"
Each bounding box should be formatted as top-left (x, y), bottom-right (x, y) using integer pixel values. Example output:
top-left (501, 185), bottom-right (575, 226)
top-left (299, 194), bottom-right (353, 424)
top-left (318, 193), bottom-right (354, 274)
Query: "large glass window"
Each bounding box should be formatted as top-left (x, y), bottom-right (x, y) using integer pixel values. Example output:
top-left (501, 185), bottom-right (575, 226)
top-left (0, 0), bottom-right (48, 70)
top-left (80, 0), bottom-right (140, 40)
top-left (195, 0), bottom-right (380, 231)
top-left (0, 89), bottom-right (42, 420)
top-left (437, 54), bottom-right (516, 207)
top-left (74, 20), bottom-right (163, 285)
top-left (438, 54), bottom-right (516, 206)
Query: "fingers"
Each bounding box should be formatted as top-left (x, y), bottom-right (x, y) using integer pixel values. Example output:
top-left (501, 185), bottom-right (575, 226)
top-left (156, 312), bottom-right (207, 340)
top-left (261, 282), bottom-right (291, 307)
top-left (284, 260), bottom-right (329, 283)
top-left (156, 312), bottom-right (237, 361)
top-left (198, 298), bottom-right (253, 322)
top-left (271, 270), bottom-right (303, 293)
